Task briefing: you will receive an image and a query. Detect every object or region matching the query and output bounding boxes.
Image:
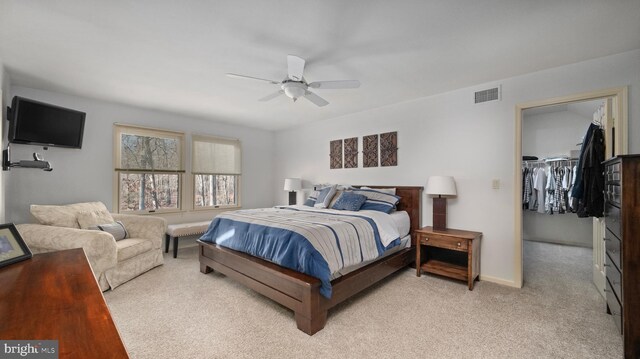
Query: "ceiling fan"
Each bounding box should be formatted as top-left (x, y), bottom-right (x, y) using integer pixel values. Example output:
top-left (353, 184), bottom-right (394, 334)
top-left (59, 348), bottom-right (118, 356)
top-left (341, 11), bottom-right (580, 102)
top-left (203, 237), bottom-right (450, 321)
top-left (226, 55), bottom-right (360, 107)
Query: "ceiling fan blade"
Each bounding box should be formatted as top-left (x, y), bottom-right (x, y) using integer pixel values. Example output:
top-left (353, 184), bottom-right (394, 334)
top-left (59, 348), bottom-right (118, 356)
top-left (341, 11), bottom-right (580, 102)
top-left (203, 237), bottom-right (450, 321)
top-left (259, 90), bottom-right (284, 102)
top-left (287, 55), bottom-right (305, 81)
top-left (226, 73), bottom-right (280, 85)
top-left (303, 91), bottom-right (329, 107)
top-left (308, 80), bottom-right (361, 89)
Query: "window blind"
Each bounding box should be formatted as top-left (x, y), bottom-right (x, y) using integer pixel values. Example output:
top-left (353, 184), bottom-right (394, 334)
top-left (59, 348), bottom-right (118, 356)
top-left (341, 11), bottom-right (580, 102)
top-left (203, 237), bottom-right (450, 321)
top-left (192, 135), bottom-right (242, 175)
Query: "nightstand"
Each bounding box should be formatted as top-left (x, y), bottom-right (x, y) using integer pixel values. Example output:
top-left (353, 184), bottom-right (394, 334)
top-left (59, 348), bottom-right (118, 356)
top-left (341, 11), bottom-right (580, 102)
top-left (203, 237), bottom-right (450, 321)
top-left (415, 226), bottom-right (482, 290)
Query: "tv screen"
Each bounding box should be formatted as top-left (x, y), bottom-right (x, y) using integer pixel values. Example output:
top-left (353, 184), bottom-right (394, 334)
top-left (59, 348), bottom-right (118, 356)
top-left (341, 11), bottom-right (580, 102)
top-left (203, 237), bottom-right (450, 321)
top-left (8, 96), bottom-right (85, 149)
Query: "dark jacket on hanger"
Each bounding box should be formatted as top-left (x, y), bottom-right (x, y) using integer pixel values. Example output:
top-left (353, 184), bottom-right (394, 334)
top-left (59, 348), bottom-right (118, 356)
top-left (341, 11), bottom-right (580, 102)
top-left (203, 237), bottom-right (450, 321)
top-left (572, 123), bottom-right (599, 199)
top-left (577, 127), bottom-right (605, 218)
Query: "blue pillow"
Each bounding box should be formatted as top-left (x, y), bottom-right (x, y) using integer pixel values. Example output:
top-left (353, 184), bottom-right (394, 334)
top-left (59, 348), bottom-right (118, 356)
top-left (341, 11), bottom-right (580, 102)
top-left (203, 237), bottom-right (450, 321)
top-left (352, 189), bottom-right (401, 214)
top-left (313, 185), bottom-right (337, 209)
top-left (331, 192), bottom-right (367, 211)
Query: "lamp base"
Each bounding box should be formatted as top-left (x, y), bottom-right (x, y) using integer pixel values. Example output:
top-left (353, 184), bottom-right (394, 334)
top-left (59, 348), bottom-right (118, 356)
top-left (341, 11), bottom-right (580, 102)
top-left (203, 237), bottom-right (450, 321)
top-left (288, 191), bottom-right (297, 205)
top-left (433, 197), bottom-right (447, 231)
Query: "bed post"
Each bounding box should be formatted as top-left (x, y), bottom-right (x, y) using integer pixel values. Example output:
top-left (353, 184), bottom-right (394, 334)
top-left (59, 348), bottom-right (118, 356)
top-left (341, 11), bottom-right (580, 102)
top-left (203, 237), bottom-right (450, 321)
top-left (295, 284), bottom-right (327, 335)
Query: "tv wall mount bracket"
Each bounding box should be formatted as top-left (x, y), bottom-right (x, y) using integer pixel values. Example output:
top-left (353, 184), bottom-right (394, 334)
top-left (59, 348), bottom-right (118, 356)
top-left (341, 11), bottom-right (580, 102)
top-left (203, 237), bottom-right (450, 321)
top-left (2, 144), bottom-right (53, 171)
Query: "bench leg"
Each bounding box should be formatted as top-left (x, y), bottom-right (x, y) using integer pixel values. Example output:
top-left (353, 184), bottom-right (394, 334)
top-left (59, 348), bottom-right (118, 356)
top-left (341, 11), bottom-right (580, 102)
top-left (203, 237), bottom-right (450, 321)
top-left (172, 236), bottom-right (179, 258)
top-left (164, 234), bottom-right (170, 253)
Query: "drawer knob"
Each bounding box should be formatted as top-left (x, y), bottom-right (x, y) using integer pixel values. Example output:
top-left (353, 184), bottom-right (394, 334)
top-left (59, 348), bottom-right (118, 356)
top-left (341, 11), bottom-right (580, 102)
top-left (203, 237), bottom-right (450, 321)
top-left (425, 238), bottom-right (429, 241)
top-left (604, 263), bottom-right (610, 267)
top-left (457, 242), bottom-right (461, 247)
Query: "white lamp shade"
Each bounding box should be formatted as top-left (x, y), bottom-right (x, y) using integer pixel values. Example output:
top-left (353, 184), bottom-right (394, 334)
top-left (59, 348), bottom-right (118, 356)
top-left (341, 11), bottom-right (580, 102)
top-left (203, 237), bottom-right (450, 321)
top-left (426, 176), bottom-right (457, 196)
top-left (283, 178), bottom-right (302, 191)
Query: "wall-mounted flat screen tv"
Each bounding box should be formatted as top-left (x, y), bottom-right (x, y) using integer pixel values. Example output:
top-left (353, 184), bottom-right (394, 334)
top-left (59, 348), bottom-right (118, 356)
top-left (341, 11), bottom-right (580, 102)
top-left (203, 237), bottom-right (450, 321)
top-left (8, 96), bottom-right (85, 149)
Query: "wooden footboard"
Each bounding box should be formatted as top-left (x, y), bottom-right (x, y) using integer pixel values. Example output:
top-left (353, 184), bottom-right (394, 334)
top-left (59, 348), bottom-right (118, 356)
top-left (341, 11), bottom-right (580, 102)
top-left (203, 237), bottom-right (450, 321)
top-left (198, 185), bottom-right (422, 335)
top-left (198, 241), bottom-right (415, 335)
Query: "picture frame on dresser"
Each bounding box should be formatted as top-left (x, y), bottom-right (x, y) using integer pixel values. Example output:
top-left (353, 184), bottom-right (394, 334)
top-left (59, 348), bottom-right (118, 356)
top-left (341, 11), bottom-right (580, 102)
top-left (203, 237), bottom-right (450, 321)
top-left (0, 223), bottom-right (32, 269)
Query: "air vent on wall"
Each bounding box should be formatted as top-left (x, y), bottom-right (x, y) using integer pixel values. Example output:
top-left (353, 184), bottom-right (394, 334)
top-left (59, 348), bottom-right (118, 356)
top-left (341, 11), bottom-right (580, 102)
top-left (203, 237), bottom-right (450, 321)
top-left (474, 85), bottom-right (501, 104)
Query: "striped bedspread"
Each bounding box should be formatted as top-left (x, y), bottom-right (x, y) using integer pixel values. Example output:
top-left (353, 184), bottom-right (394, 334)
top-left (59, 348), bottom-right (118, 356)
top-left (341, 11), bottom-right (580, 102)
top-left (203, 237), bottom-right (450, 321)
top-left (199, 206), bottom-right (401, 298)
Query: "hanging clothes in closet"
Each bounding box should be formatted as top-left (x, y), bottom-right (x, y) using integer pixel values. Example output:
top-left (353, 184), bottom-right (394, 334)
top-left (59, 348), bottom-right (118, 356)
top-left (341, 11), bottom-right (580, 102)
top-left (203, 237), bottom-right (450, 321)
top-left (521, 159), bottom-right (576, 216)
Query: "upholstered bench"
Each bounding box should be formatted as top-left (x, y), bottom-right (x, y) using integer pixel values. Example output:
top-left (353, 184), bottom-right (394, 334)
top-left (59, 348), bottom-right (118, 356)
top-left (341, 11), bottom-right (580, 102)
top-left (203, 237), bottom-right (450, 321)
top-left (165, 221), bottom-right (211, 258)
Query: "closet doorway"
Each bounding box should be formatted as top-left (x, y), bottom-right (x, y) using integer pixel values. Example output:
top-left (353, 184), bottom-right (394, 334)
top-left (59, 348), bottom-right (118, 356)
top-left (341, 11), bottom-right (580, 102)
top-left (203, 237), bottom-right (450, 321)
top-left (513, 87), bottom-right (628, 291)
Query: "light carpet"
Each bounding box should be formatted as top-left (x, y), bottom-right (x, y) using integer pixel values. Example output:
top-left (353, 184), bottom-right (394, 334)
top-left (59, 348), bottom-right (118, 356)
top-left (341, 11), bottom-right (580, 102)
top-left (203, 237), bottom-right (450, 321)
top-left (104, 241), bottom-right (622, 358)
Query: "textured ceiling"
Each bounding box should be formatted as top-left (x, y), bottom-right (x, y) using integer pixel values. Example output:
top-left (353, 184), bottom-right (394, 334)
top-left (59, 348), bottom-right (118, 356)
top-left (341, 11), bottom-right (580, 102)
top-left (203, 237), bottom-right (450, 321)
top-left (1, 1), bottom-right (639, 130)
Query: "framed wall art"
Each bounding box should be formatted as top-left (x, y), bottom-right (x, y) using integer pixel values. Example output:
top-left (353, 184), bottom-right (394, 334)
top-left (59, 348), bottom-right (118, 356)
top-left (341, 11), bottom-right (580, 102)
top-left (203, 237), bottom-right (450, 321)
top-left (344, 137), bottom-right (358, 168)
top-left (0, 223), bottom-right (32, 269)
top-left (362, 134), bottom-right (378, 168)
top-left (380, 131), bottom-right (398, 167)
top-left (329, 139), bottom-right (343, 169)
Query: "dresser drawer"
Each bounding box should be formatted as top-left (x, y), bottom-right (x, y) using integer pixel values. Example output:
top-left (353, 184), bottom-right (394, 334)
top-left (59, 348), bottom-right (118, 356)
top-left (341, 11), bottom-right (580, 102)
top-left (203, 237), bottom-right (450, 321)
top-left (420, 235), bottom-right (468, 251)
top-left (605, 162), bottom-right (621, 184)
top-left (605, 252), bottom-right (622, 302)
top-left (606, 278), bottom-right (623, 335)
top-left (605, 184), bottom-right (621, 206)
top-left (604, 228), bottom-right (622, 272)
top-left (605, 203), bottom-right (622, 240)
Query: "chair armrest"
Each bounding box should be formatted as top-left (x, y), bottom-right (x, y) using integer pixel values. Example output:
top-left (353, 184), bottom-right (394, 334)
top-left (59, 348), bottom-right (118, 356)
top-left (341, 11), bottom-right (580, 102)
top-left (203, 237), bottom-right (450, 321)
top-left (16, 224), bottom-right (117, 277)
top-left (111, 214), bottom-right (167, 249)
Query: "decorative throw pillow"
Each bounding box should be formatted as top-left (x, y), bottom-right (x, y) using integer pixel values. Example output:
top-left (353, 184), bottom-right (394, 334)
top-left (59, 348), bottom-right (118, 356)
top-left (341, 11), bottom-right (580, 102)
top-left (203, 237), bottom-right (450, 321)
top-left (30, 204), bottom-right (80, 228)
top-left (331, 192), bottom-right (367, 211)
top-left (304, 190), bottom-right (319, 207)
top-left (96, 221), bottom-right (128, 241)
top-left (314, 185), bottom-right (337, 209)
top-left (77, 210), bottom-right (115, 229)
top-left (352, 189), bottom-right (401, 214)
top-left (328, 189), bottom-right (344, 208)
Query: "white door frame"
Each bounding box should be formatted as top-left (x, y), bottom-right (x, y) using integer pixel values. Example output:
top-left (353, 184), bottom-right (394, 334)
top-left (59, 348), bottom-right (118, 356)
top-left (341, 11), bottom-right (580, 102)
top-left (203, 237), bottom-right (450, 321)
top-left (513, 87), bottom-right (628, 288)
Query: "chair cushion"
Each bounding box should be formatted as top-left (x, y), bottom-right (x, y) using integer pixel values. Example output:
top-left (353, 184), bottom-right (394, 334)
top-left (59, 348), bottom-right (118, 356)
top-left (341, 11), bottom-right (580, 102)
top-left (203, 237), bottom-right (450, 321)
top-left (30, 205), bottom-right (79, 228)
top-left (116, 238), bottom-right (153, 262)
top-left (30, 202), bottom-right (111, 229)
top-left (77, 210), bottom-right (115, 229)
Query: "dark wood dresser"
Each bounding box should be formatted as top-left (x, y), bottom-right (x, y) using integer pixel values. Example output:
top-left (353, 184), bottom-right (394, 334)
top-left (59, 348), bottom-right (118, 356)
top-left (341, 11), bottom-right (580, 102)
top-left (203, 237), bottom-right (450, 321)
top-left (603, 155), bottom-right (640, 358)
top-left (0, 248), bottom-right (129, 359)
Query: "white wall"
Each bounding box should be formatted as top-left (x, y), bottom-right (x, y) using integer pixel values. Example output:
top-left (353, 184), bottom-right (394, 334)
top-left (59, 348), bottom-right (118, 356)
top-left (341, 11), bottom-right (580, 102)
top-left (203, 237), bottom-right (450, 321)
top-left (273, 49), bottom-right (640, 286)
top-left (5, 86), bottom-right (276, 224)
top-left (522, 108), bottom-right (594, 247)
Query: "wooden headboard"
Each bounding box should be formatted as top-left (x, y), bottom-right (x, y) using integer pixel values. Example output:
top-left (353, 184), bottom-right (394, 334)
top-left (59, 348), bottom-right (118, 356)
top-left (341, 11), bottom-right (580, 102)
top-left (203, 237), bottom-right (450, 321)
top-left (354, 186), bottom-right (423, 245)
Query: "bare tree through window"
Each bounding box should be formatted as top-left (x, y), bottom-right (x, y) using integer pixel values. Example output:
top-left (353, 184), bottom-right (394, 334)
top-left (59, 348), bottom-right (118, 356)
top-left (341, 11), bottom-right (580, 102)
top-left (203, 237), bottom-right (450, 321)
top-left (118, 132), bottom-right (181, 212)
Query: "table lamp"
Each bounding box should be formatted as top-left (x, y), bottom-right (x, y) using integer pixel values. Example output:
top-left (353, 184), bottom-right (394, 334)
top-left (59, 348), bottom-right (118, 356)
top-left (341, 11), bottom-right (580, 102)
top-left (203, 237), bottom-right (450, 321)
top-left (283, 178), bottom-right (302, 205)
top-left (426, 176), bottom-right (457, 231)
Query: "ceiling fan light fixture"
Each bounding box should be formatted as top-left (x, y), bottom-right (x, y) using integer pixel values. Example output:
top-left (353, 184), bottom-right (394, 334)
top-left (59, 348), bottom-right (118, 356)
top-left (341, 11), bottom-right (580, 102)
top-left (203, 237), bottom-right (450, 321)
top-left (282, 82), bottom-right (306, 100)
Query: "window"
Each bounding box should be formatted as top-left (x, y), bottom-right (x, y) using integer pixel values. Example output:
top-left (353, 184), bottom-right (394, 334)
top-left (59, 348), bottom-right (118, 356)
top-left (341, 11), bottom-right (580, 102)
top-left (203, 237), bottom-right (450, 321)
top-left (192, 135), bottom-right (241, 208)
top-left (114, 124), bottom-right (184, 213)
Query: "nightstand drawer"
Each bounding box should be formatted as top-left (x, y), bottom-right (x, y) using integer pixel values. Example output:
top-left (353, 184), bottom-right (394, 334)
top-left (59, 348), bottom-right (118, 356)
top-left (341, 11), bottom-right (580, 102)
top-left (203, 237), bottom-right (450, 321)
top-left (421, 236), bottom-right (468, 251)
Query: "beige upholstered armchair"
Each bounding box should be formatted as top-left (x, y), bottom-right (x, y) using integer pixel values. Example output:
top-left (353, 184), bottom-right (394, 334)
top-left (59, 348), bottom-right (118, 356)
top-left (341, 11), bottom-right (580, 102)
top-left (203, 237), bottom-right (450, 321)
top-left (16, 202), bottom-right (166, 291)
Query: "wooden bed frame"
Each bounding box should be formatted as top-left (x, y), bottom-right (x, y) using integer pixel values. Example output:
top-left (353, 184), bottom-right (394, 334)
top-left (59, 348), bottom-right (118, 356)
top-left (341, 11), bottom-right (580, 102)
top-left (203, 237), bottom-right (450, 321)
top-left (198, 186), bottom-right (423, 335)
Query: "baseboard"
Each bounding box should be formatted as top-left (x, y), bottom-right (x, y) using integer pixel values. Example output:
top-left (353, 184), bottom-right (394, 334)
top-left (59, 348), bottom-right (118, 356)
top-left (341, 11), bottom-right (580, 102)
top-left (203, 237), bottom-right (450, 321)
top-left (479, 274), bottom-right (520, 288)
